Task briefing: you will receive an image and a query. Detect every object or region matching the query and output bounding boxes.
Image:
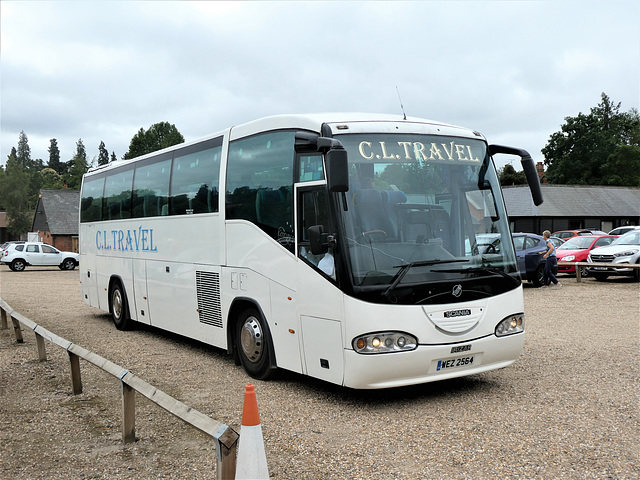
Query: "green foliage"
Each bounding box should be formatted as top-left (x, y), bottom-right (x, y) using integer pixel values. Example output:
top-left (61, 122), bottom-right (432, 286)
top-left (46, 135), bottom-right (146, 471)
top-left (499, 164), bottom-right (527, 186)
top-left (542, 93), bottom-right (640, 186)
top-left (40, 168), bottom-right (65, 189)
top-left (48, 138), bottom-right (65, 175)
top-left (98, 141), bottom-right (109, 166)
top-left (0, 149), bottom-right (33, 235)
top-left (64, 139), bottom-right (89, 190)
top-left (123, 121), bottom-right (185, 160)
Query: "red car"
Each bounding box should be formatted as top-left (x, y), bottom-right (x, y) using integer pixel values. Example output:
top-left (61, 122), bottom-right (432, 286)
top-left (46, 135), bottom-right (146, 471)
top-left (551, 229), bottom-right (593, 242)
top-left (556, 234), bottom-right (618, 277)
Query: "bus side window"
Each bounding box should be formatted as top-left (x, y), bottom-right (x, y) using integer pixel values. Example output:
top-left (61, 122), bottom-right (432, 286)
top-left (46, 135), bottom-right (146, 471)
top-left (80, 175), bottom-right (105, 222)
top-left (132, 156), bottom-right (171, 218)
top-left (226, 131), bottom-right (295, 250)
top-left (103, 168), bottom-right (134, 220)
top-left (298, 189), bottom-right (335, 278)
top-left (169, 139), bottom-right (222, 216)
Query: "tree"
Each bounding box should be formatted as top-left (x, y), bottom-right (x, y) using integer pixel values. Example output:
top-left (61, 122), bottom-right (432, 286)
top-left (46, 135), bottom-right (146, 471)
top-left (499, 164), bottom-right (527, 186)
top-left (64, 139), bottom-right (89, 189)
top-left (16, 131), bottom-right (31, 169)
top-left (98, 141), bottom-right (109, 166)
top-left (542, 93), bottom-right (640, 185)
top-left (40, 168), bottom-right (64, 189)
top-left (123, 121), bottom-right (185, 159)
top-left (110, 152), bottom-right (117, 163)
top-left (0, 149), bottom-right (32, 236)
top-left (48, 138), bottom-right (65, 174)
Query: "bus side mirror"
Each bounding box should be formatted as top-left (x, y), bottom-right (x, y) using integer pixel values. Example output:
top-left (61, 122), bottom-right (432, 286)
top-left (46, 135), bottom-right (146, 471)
top-left (489, 144), bottom-right (543, 206)
top-left (308, 225), bottom-right (337, 255)
top-left (325, 148), bottom-right (349, 192)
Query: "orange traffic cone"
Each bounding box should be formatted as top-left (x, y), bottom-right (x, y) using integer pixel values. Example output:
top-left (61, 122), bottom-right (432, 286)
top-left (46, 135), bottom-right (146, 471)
top-left (235, 384), bottom-right (269, 480)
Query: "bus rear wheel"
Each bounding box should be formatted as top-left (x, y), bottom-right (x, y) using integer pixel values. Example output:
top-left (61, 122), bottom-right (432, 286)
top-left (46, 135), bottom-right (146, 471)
top-left (110, 282), bottom-right (131, 331)
top-left (236, 308), bottom-right (273, 380)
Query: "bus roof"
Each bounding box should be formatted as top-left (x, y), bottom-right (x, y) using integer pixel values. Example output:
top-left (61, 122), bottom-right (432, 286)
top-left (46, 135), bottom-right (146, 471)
top-left (87, 113), bottom-right (485, 174)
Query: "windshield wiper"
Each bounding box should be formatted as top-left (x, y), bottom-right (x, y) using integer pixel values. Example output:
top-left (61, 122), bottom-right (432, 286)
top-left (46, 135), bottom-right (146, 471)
top-left (382, 259), bottom-right (469, 298)
top-left (434, 265), bottom-right (520, 286)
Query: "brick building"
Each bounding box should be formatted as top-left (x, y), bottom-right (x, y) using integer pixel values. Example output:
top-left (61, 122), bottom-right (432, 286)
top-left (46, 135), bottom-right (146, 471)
top-left (31, 189), bottom-right (80, 252)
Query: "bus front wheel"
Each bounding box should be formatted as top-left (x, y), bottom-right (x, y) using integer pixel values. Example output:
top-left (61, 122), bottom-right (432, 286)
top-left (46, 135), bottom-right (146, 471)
top-left (110, 282), bottom-right (131, 331)
top-left (236, 308), bottom-right (273, 380)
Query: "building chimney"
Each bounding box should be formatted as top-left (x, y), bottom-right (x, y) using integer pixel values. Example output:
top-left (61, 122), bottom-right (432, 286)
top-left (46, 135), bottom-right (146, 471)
top-left (536, 162), bottom-right (547, 184)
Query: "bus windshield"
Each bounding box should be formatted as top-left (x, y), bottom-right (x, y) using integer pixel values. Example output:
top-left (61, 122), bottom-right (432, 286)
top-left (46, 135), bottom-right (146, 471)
top-left (335, 133), bottom-right (519, 302)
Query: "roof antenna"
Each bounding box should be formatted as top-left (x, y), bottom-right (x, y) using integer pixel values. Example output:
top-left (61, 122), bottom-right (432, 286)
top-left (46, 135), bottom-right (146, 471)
top-left (396, 86), bottom-right (407, 120)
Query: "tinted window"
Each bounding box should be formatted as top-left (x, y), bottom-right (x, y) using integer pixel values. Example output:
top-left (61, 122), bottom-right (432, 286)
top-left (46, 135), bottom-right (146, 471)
top-left (170, 139), bottom-right (222, 215)
top-left (15, 245), bottom-right (24, 252)
top-left (226, 131), bottom-right (295, 247)
top-left (42, 245), bottom-right (57, 254)
top-left (299, 154), bottom-right (324, 182)
top-left (104, 167), bottom-right (134, 220)
top-left (525, 237), bottom-right (540, 249)
top-left (132, 156), bottom-right (171, 217)
top-left (512, 236), bottom-right (525, 251)
top-left (80, 175), bottom-right (105, 222)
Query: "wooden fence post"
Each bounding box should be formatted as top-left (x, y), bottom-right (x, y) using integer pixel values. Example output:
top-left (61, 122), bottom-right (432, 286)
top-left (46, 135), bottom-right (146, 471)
top-left (1, 307), bottom-right (8, 330)
top-left (11, 315), bottom-right (24, 343)
top-left (215, 426), bottom-right (239, 480)
top-left (120, 371), bottom-right (136, 444)
top-left (67, 349), bottom-right (83, 395)
top-left (35, 332), bottom-right (47, 361)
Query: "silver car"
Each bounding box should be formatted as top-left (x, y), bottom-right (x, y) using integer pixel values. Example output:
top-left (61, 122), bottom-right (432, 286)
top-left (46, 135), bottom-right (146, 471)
top-left (587, 230), bottom-right (640, 281)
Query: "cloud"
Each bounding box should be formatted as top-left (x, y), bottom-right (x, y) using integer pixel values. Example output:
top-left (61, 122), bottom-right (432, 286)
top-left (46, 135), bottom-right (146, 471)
top-left (1, 0), bottom-right (638, 171)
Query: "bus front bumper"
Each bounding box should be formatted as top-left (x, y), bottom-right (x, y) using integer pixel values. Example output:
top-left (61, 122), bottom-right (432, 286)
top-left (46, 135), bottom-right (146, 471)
top-left (342, 332), bottom-right (524, 389)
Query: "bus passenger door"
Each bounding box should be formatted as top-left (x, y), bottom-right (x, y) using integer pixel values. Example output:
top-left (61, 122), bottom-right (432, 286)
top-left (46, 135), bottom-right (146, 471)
top-left (296, 183), bottom-right (345, 385)
top-left (132, 259), bottom-right (151, 325)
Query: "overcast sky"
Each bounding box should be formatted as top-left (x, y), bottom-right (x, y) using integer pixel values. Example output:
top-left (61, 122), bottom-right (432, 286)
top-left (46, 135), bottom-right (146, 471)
top-left (1, 1), bottom-right (639, 172)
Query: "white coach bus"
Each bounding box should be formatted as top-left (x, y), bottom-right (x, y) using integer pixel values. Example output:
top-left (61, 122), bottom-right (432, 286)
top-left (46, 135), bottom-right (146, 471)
top-left (79, 114), bottom-right (543, 389)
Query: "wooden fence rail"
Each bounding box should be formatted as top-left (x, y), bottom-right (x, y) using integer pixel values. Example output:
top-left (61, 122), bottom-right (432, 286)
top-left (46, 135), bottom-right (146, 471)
top-left (557, 261), bottom-right (640, 282)
top-left (0, 297), bottom-right (238, 480)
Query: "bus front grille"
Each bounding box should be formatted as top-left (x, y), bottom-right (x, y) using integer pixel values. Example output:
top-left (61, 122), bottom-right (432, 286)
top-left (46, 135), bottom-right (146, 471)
top-left (196, 271), bottom-right (223, 328)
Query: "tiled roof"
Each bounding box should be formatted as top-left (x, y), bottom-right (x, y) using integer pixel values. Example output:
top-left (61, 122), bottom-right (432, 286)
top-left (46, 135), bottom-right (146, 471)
top-left (503, 185), bottom-right (640, 217)
top-left (36, 189), bottom-right (80, 235)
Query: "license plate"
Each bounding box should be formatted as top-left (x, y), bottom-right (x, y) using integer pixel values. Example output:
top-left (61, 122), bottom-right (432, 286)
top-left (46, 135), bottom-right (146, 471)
top-left (593, 266), bottom-right (607, 270)
top-left (437, 356), bottom-right (475, 371)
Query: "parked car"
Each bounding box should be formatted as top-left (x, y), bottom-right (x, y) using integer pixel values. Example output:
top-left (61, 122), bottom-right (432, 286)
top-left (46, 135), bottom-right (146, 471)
top-left (587, 230), bottom-right (640, 281)
top-left (551, 229), bottom-right (593, 242)
top-left (556, 234), bottom-right (618, 277)
top-left (1, 241), bottom-right (25, 256)
top-left (512, 233), bottom-right (559, 287)
top-left (1, 242), bottom-right (79, 271)
top-left (549, 237), bottom-right (564, 249)
top-left (477, 233), bottom-right (556, 287)
top-left (608, 225), bottom-right (639, 236)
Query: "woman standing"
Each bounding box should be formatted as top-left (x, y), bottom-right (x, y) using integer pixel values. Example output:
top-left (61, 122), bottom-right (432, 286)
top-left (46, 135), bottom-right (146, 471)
top-left (539, 230), bottom-right (562, 288)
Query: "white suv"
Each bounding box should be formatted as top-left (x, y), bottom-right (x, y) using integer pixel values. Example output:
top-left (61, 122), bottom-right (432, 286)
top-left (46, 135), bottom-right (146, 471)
top-left (1, 242), bottom-right (79, 271)
top-left (588, 230), bottom-right (640, 281)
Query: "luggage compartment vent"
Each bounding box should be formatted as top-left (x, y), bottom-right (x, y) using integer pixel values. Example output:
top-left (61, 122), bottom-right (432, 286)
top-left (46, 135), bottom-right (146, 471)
top-left (196, 271), bottom-right (222, 328)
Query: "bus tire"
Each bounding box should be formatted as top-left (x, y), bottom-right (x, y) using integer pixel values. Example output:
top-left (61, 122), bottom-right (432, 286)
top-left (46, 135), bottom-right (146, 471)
top-left (110, 281), bottom-right (131, 331)
top-left (236, 308), bottom-right (273, 380)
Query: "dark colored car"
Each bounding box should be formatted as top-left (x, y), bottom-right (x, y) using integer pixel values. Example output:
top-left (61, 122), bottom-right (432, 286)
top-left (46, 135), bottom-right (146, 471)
top-left (512, 233), bottom-right (557, 287)
top-left (477, 233), bottom-right (556, 287)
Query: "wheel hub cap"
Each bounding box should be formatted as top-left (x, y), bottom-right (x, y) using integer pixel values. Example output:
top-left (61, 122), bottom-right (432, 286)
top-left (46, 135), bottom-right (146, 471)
top-left (240, 317), bottom-right (263, 363)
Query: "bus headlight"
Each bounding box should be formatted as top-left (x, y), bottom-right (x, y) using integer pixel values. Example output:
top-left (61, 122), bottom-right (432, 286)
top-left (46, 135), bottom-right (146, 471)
top-left (495, 314), bottom-right (524, 337)
top-left (352, 332), bottom-right (417, 354)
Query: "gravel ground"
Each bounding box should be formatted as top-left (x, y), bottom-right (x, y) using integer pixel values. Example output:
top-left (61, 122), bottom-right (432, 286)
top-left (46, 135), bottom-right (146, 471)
top-left (0, 267), bottom-right (638, 479)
